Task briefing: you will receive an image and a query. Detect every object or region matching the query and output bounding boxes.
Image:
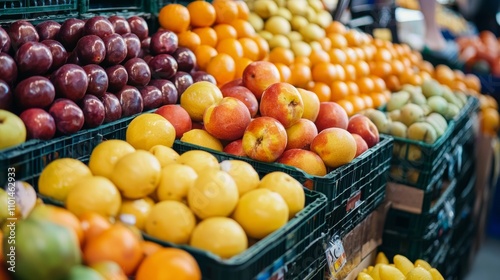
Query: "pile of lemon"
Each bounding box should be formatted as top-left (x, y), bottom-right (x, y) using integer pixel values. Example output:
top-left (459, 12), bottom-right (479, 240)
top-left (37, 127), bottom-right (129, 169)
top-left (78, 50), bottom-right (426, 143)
top-left (357, 252), bottom-right (444, 280)
top-left (37, 113), bottom-right (306, 259)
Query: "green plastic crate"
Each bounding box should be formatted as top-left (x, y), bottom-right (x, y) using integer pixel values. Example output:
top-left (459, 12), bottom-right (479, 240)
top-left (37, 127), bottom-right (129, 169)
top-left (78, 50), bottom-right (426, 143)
top-left (451, 96), bottom-right (479, 146)
top-left (0, 0), bottom-right (79, 25)
top-left (173, 135), bottom-right (393, 234)
top-left (79, 0), bottom-right (152, 20)
top-left (453, 162), bottom-right (476, 225)
top-left (143, 188), bottom-right (328, 280)
top-left (383, 173), bottom-right (456, 239)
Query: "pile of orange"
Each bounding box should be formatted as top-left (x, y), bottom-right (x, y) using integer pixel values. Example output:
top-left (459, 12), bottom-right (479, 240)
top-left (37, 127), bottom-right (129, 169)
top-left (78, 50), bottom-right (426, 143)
top-left (158, 0), bottom-right (269, 86)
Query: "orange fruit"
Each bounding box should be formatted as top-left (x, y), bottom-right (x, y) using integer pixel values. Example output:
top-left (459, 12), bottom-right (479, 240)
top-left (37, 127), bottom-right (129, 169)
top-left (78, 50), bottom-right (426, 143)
top-left (274, 62), bottom-right (291, 83)
top-left (319, 37), bottom-right (332, 51)
top-left (390, 60), bottom-right (405, 75)
top-left (252, 35), bottom-right (270, 60)
top-left (336, 99), bottom-right (354, 116)
top-left (213, 23), bottom-right (238, 41)
top-left (309, 49), bottom-right (330, 65)
top-left (325, 21), bottom-right (347, 34)
top-left (334, 64), bottom-right (346, 81)
top-left (346, 81), bottom-right (360, 95)
top-left (372, 76), bottom-right (387, 92)
top-left (194, 45), bottom-right (218, 70)
top-left (453, 69), bottom-right (465, 81)
top-left (371, 61), bottom-right (392, 78)
top-left (158, 4), bottom-right (190, 34)
top-left (464, 74), bottom-right (481, 92)
top-left (328, 33), bottom-right (348, 49)
top-left (289, 62), bottom-right (312, 88)
top-left (354, 60), bottom-right (370, 77)
top-left (268, 46), bottom-right (295, 66)
top-left (216, 37), bottom-right (244, 58)
top-left (79, 212), bottom-right (112, 244)
top-left (238, 37), bottom-right (259, 60)
top-left (370, 92), bottom-right (388, 108)
top-left (206, 53), bottom-right (236, 85)
top-left (295, 56), bottom-right (311, 67)
top-left (407, 74), bottom-right (423, 86)
top-left (360, 94), bottom-right (374, 109)
top-left (435, 64), bottom-right (455, 85)
top-left (357, 76), bottom-right (375, 94)
top-left (312, 62), bottom-right (337, 84)
top-left (480, 107), bottom-right (500, 136)
top-left (141, 241), bottom-right (163, 257)
top-left (343, 64), bottom-right (357, 81)
top-left (235, 0), bottom-right (250, 20)
top-left (451, 80), bottom-right (467, 92)
top-left (374, 48), bottom-right (392, 62)
top-left (419, 60), bottom-right (435, 74)
top-left (213, 0), bottom-right (239, 24)
top-left (330, 81), bottom-right (349, 102)
top-left (30, 205), bottom-right (84, 246)
top-left (192, 27), bottom-right (218, 47)
top-left (328, 48), bottom-right (347, 64)
top-left (135, 248), bottom-right (201, 280)
top-left (353, 47), bottom-right (366, 61)
top-left (385, 75), bottom-right (401, 91)
top-left (345, 95), bottom-right (366, 113)
top-left (309, 82), bottom-right (331, 102)
top-left (83, 223), bottom-right (143, 276)
top-left (234, 56), bottom-right (252, 79)
top-left (187, 0), bottom-right (216, 28)
top-left (345, 29), bottom-right (363, 46)
top-left (231, 19), bottom-right (255, 38)
top-left (344, 47), bottom-right (358, 63)
top-left (177, 31), bottom-right (201, 51)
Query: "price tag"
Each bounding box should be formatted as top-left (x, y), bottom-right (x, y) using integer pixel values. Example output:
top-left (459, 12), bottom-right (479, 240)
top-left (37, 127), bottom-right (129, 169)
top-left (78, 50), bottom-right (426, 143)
top-left (346, 191), bottom-right (362, 212)
top-left (325, 234), bottom-right (347, 276)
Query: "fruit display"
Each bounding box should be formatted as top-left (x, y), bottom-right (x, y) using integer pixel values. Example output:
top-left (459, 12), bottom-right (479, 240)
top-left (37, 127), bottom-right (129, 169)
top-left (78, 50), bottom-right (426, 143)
top-left (356, 252), bottom-right (445, 280)
top-left (0, 183), bottom-right (202, 280)
top-left (0, 16), bottom-right (216, 150)
top-left (457, 30), bottom-right (500, 76)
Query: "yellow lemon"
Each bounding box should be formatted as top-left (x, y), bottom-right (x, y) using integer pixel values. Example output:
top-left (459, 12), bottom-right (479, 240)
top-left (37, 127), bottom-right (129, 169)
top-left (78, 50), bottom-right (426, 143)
top-left (258, 171), bottom-right (305, 219)
top-left (394, 254), bottom-right (415, 276)
top-left (88, 139), bottom-right (135, 178)
top-left (177, 150), bottom-right (220, 174)
top-left (187, 169), bottom-right (239, 219)
top-left (406, 267), bottom-right (432, 280)
top-left (220, 160), bottom-right (260, 196)
top-left (65, 176), bottom-right (122, 218)
top-left (118, 197), bottom-right (155, 230)
top-left (145, 200), bottom-right (196, 244)
top-left (233, 188), bottom-right (288, 239)
top-left (369, 264), bottom-right (382, 280)
top-left (379, 264), bottom-right (405, 280)
top-left (357, 272), bottom-right (374, 280)
top-left (148, 145), bottom-right (180, 167)
top-left (157, 164), bottom-right (198, 202)
top-left (414, 259), bottom-right (432, 271)
top-left (126, 113), bottom-right (176, 151)
top-left (429, 268), bottom-right (444, 280)
top-left (111, 150), bottom-right (162, 199)
top-left (180, 81), bottom-right (223, 122)
top-left (376, 252), bottom-right (390, 265)
top-left (180, 129), bottom-right (224, 151)
top-left (189, 217), bottom-right (247, 259)
top-left (38, 158), bottom-right (92, 201)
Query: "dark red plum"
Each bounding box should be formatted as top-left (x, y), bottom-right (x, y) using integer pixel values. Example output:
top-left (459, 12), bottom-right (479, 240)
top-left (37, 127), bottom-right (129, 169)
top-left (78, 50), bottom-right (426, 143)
top-left (8, 21), bottom-right (39, 51)
top-left (172, 47), bottom-right (197, 73)
top-left (124, 58), bottom-right (151, 87)
top-left (127, 16), bottom-right (149, 40)
top-left (149, 79), bottom-right (178, 105)
top-left (19, 108), bottom-right (56, 140)
top-left (83, 64), bottom-right (108, 97)
top-left (36, 21), bottom-right (61, 41)
top-left (109, 16), bottom-right (131, 35)
top-left (0, 53), bottom-right (18, 85)
top-left (66, 51), bottom-right (80, 65)
top-left (122, 33), bottom-right (141, 61)
top-left (76, 35), bottom-right (106, 65)
top-left (41, 39), bottom-right (68, 72)
top-left (0, 27), bottom-right (11, 53)
top-left (139, 86), bottom-right (163, 110)
top-left (51, 64), bottom-right (88, 101)
top-left (83, 16), bottom-right (115, 38)
top-left (116, 85), bottom-right (143, 116)
top-left (49, 98), bottom-right (85, 134)
top-left (80, 94), bottom-right (105, 128)
top-left (106, 65), bottom-right (128, 92)
top-left (150, 30), bottom-right (178, 55)
top-left (191, 71), bottom-right (217, 84)
top-left (57, 18), bottom-right (85, 51)
top-left (141, 37), bottom-right (151, 50)
top-left (101, 92), bottom-right (122, 122)
top-left (0, 80), bottom-right (12, 110)
top-left (102, 33), bottom-right (127, 65)
top-left (14, 76), bottom-right (55, 109)
top-left (15, 41), bottom-right (53, 76)
top-left (170, 71), bottom-right (193, 96)
top-left (148, 54), bottom-right (178, 79)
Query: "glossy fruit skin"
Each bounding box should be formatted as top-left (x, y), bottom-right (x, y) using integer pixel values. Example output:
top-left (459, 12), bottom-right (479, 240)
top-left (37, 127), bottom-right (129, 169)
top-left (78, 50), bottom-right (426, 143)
top-left (139, 85), bottom-right (163, 110)
top-left (101, 92), bottom-right (122, 123)
top-left (116, 85), bottom-right (144, 117)
top-left (109, 16), bottom-right (131, 35)
top-left (102, 33), bottom-right (127, 65)
top-left (0, 26), bottom-right (11, 52)
top-left (170, 71), bottom-right (193, 96)
top-left (58, 18), bottom-right (85, 51)
top-left (148, 79), bottom-right (178, 105)
top-left (127, 16), bottom-right (149, 40)
top-left (14, 76), bottom-right (55, 110)
top-left (83, 64), bottom-right (109, 97)
top-left (191, 71), bottom-right (217, 84)
top-left (19, 108), bottom-right (56, 140)
top-left (106, 65), bottom-right (128, 92)
top-left (41, 39), bottom-right (68, 72)
top-left (0, 80), bottom-right (13, 110)
top-left (172, 47), bottom-right (196, 73)
top-left (122, 33), bottom-right (141, 61)
top-left (150, 30), bottom-right (178, 55)
top-left (0, 53), bottom-right (18, 85)
top-left (15, 41), bottom-right (53, 76)
top-left (49, 98), bottom-right (85, 134)
top-left (83, 16), bottom-right (115, 38)
top-left (148, 54), bottom-right (178, 80)
top-left (36, 21), bottom-right (61, 41)
top-left (124, 58), bottom-right (151, 87)
top-left (80, 94), bottom-right (106, 128)
top-left (51, 64), bottom-right (89, 102)
top-left (76, 35), bottom-right (106, 65)
top-left (8, 20), bottom-right (39, 51)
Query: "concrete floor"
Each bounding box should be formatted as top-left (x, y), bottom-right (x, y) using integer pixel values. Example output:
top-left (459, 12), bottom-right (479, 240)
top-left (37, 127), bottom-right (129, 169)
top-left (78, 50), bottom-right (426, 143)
top-left (464, 237), bottom-right (500, 280)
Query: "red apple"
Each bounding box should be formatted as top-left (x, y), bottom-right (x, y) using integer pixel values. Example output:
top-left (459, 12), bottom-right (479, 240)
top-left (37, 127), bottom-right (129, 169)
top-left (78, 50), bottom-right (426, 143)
top-left (285, 118), bottom-right (318, 150)
top-left (277, 149), bottom-right (327, 176)
top-left (19, 108), bottom-right (56, 140)
top-left (203, 97), bottom-right (251, 141)
top-left (351, 133), bottom-right (368, 157)
top-left (155, 104), bottom-right (192, 139)
top-left (347, 114), bottom-right (379, 148)
top-left (242, 61), bottom-right (281, 100)
top-left (242, 116), bottom-right (287, 162)
top-left (315, 102), bottom-right (349, 132)
top-left (221, 85), bottom-right (259, 117)
top-left (223, 139), bottom-right (246, 157)
top-left (259, 82), bottom-right (304, 128)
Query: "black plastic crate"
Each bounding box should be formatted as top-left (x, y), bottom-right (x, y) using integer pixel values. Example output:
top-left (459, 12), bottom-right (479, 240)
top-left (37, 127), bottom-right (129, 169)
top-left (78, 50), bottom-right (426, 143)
top-left (451, 96), bottom-right (479, 147)
top-left (453, 163), bottom-right (476, 225)
top-left (79, 0), bottom-right (150, 17)
top-left (144, 188), bottom-right (328, 280)
top-left (384, 175), bottom-right (456, 238)
top-left (0, 0), bottom-right (79, 25)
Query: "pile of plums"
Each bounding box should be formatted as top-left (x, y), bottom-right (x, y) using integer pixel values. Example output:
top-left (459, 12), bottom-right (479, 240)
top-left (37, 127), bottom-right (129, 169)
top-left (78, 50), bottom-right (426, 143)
top-left (0, 16), bottom-right (216, 141)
